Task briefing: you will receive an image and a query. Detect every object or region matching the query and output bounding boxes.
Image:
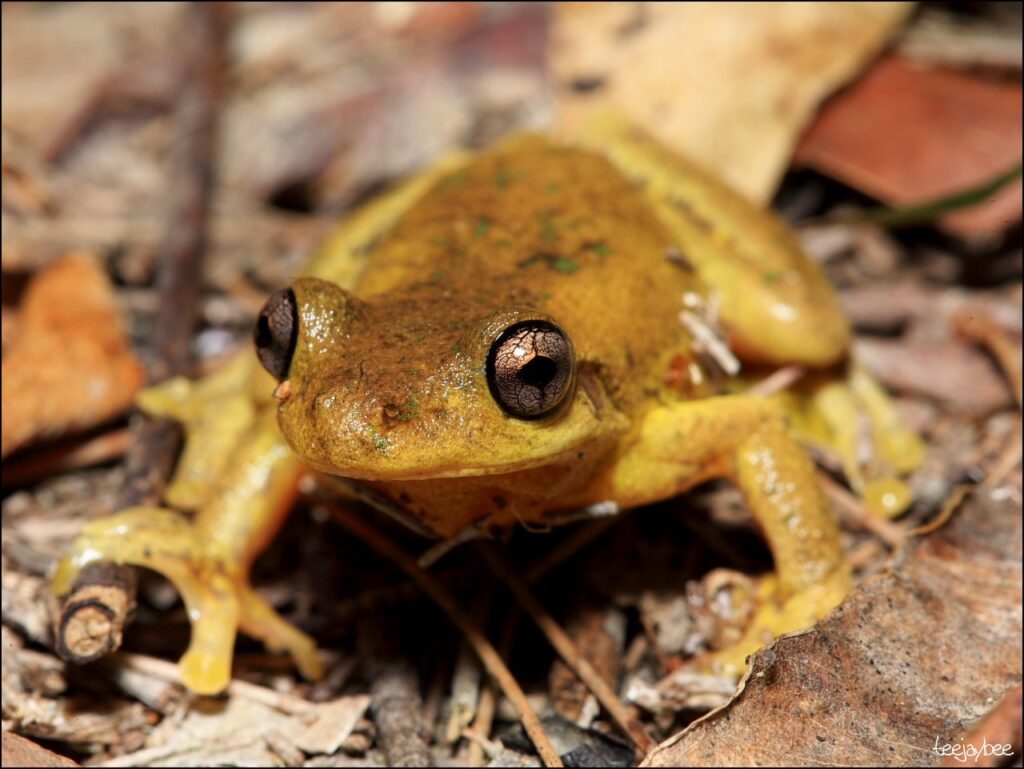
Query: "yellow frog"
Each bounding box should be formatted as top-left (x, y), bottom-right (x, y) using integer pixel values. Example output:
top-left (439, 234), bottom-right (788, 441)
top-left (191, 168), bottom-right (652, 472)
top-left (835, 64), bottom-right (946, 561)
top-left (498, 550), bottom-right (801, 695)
top-left (54, 121), bottom-right (920, 695)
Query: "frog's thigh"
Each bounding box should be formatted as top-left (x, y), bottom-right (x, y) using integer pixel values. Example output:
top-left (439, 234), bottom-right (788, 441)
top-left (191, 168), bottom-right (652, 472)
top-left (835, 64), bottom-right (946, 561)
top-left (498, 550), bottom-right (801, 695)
top-left (137, 351), bottom-right (260, 512)
top-left (618, 395), bottom-right (847, 594)
top-left (578, 117), bottom-right (850, 366)
top-left (613, 395), bottom-right (851, 671)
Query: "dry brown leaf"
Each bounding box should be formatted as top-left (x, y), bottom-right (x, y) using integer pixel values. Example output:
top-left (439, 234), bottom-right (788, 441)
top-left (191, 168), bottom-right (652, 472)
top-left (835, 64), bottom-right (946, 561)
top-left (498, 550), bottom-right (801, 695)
top-left (292, 694), bottom-right (372, 755)
top-left (794, 54), bottom-right (1023, 238)
top-left (98, 693), bottom-right (371, 767)
top-left (1, 732), bottom-right (79, 768)
top-left (1, 253), bottom-right (145, 458)
top-left (643, 487), bottom-right (1022, 766)
top-left (552, 1), bottom-right (913, 203)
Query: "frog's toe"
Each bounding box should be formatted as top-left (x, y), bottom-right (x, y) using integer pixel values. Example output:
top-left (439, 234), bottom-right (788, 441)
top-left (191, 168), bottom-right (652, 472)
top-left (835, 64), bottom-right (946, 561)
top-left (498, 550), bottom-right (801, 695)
top-left (789, 366), bottom-right (923, 519)
top-left (696, 568), bottom-right (850, 679)
top-left (180, 650), bottom-right (233, 696)
top-left (863, 476), bottom-right (915, 520)
top-left (238, 585), bottom-right (324, 682)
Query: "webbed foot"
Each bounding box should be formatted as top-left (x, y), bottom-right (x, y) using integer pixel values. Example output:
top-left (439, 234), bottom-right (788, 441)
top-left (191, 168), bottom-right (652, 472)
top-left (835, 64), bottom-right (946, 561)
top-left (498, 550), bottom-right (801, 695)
top-left (54, 506), bottom-right (323, 694)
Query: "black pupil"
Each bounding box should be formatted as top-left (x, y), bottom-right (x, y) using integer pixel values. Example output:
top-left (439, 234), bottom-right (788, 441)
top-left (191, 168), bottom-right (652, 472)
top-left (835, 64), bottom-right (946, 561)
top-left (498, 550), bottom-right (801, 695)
top-left (255, 314), bottom-right (274, 349)
top-left (520, 355), bottom-right (557, 388)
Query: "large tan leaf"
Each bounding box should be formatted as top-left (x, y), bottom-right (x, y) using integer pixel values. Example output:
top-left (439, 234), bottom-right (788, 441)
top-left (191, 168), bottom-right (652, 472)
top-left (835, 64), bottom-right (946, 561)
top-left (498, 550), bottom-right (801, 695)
top-left (552, 2), bottom-right (914, 203)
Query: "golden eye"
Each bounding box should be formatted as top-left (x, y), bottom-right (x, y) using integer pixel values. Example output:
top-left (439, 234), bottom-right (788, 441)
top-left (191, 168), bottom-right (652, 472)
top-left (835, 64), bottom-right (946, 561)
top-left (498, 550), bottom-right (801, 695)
top-left (254, 288), bottom-right (297, 380)
top-left (486, 321), bottom-right (575, 419)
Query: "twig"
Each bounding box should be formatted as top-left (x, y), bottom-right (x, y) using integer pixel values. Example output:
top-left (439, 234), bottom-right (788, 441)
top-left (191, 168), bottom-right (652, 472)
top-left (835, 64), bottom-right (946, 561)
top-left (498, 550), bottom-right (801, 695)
top-left (955, 308), bottom-right (1023, 492)
top-left (368, 659), bottom-right (433, 768)
top-left (326, 504), bottom-right (563, 768)
top-left (953, 308), bottom-right (1023, 409)
top-left (1, 427), bottom-right (132, 488)
top-left (55, 2), bottom-right (227, 666)
top-left (478, 545), bottom-right (655, 756)
top-left (746, 365), bottom-right (806, 397)
top-left (818, 471), bottom-right (906, 550)
top-left (907, 484), bottom-right (972, 538)
top-left (418, 521), bottom-right (490, 568)
top-left (983, 428), bottom-right (1023, 491)
top-left (445, 629), bottom-right (487, 744)
top-left (55, 562), bottom-right (138, 664)
top-left (846, 539), bottom-right (884, 571)
top-left (113, 651), bottom-right (316, 714)
top-left (465, 682), bottom-right (497, 767)
top-left (524, 517), bottom-right (619, 583)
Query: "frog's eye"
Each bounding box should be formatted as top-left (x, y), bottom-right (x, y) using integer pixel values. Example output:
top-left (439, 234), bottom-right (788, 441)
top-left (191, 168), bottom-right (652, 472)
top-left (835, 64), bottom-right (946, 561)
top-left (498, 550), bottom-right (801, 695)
top-left (486, 321), bottom-right (576, 419)
top-left (255, 288), bottom-right (298, 380)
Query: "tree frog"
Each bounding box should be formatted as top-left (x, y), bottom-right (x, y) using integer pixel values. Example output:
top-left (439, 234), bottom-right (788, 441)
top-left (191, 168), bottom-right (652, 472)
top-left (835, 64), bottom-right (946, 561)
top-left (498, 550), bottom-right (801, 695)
top-left (54, 120), bottom-right (921, 695)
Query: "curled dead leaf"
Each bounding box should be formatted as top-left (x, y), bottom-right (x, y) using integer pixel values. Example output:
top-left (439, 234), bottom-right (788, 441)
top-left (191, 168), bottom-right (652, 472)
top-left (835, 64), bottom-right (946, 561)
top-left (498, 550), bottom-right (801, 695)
top-left (794, 54), bottom-right (1023, 238)
top-left (1, 252), bottom-right (145, 458)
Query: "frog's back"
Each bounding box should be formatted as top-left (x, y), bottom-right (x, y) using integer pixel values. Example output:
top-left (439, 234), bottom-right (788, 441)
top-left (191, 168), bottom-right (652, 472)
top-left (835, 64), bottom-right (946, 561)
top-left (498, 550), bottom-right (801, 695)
top-left (355, 135), bottom-right (705, 412)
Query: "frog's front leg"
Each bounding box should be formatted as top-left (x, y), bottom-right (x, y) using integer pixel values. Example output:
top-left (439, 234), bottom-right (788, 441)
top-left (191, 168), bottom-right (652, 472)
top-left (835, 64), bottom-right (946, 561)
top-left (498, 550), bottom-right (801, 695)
top-left (53, 409), bottom-right (320, 695)
top-left (609, 395), bottom-right (851, 676)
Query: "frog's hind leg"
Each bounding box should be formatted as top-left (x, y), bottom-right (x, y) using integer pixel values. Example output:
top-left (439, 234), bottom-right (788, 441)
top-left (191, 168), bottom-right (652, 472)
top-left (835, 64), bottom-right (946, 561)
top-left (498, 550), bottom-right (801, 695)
top-left (575, 115), bottom-right (850, 367)
top-left (607, 394), bottom-right (851, 677)
top-left (54, 409), bottom-right (320, 695)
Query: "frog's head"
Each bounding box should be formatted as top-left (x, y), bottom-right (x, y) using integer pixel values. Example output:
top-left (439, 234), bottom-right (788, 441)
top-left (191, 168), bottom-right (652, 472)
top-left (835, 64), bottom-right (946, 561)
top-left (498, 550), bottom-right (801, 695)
top-left (254, 278), bottom-right (618, 481)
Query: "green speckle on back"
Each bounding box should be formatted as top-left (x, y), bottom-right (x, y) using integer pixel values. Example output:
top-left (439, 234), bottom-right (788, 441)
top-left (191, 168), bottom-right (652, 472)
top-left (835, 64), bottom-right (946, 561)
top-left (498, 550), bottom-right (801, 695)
top-left (495, 166), bottom-right (518, 189)
top-left (367, 428), bottom-right (391, 453)
top-left (517, 254), bottom-right (580, 274)
top-left (541, 216), bottom-right (558, 243)
top-left (441, 169), bottom-right (469, 190)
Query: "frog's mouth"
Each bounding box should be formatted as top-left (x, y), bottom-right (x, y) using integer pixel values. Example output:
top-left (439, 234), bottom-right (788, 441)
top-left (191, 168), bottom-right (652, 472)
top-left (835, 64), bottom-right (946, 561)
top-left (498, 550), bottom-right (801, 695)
top-left (308, 428), bottom-right (610, 483)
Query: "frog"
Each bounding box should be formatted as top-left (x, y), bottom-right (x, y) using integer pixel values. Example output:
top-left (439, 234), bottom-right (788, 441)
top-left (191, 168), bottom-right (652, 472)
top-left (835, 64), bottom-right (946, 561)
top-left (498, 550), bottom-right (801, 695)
top-left (54, 119), bottom-right (921, 696)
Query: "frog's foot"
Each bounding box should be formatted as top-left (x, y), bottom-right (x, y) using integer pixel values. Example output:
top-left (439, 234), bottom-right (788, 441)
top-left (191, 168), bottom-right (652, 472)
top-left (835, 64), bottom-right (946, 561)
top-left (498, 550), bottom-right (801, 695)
top-left (783, 365), bottom-right (924, 519)
top-left (695, 568), bottom-right (850, 679)
top-left (54, 507), bottom-right (322, 695)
